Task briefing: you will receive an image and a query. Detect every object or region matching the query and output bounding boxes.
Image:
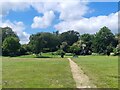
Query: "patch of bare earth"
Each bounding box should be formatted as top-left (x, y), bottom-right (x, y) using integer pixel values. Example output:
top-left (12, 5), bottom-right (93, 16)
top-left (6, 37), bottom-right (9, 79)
top-left (68, 58), bottom-right (96, 88)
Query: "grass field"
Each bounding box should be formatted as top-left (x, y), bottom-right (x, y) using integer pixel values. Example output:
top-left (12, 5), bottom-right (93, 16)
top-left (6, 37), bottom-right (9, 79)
top-left (72, 56), bottom-right (118, 88)
top-left (2, 57), bottom-right (76, 88)
top-left (15, 53), bottom-right (73, 58)
top-left (2, 55), bottom-right (119, 88)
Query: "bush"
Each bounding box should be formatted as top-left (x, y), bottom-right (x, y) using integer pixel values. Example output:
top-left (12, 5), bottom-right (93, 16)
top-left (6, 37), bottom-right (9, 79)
top-left (113, 47), bottom-right (120, 56)
top-left (56, 49), bottom-right (65, 55)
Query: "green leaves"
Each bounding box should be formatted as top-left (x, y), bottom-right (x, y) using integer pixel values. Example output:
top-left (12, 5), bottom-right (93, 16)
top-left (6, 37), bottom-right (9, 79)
top-left (93, 26), bottom-right (117, 54)
top-left (2, 36), bottom-right (21, 56)
top-left (1, 27), bottom-right (21, 56)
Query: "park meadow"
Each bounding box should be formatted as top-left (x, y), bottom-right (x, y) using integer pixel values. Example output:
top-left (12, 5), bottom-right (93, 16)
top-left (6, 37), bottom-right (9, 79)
top-left (1, 26), bottom-right (119, 88)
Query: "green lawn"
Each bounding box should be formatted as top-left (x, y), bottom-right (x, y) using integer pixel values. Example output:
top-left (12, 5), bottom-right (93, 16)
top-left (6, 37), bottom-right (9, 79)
top-left (2, 56), bottom-right (119, 88)
top-left (15, 53), bottom-right (73, 58)
top-left (72, 56), bottom-right (118, 88)
top-left (2, 57), bottom-right (76, 88)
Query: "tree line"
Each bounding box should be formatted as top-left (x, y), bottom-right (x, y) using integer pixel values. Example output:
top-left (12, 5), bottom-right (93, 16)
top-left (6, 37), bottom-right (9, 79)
top-left (1, 26), bottom-right (120, 57)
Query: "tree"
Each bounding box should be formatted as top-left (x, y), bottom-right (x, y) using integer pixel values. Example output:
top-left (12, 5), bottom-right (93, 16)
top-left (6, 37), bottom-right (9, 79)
top-left (60, 30), bottom-right (80, 46)
top-left (1, 27), bottom-right (18, 42)
top-left (113, 44), bottom-right (120, 55)
top-left (60, 42), bottom-right (68, 52)
top-left (29, 32), bottom-right (60, 55)
top-left (113, 33), bottom-right (120, 55)
top-left (1, 27), bottom-right (20, 56)
top-left (80, 34), bottom-right (94, 55)
top-left (41, 32), bottom-right (60, 52)
top-left (19, 44), bottom-right (31, 55)
top-left (2, 36), bottom-right (21, 56)
top-left (69, 41), bottom-right (82, 55)
top-left (93, 26), bottom-right (117, 54)
top-left (29, 33), bottom-right (46, 55)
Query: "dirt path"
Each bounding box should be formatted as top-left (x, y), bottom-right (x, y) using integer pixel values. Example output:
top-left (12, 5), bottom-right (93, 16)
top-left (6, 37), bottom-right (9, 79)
top-left (68, 58), bottom-right (96, 88)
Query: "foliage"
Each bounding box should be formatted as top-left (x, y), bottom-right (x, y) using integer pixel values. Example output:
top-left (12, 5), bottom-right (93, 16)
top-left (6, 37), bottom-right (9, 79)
top-left (1, 27), bottom-right (18, 42)
top-left (69, 41), bottom-right (82, 55)
top-left (41, 32), bottom-right (60, 52)
top-left (29, 32), bottom-right (60, 55)
top-left (60, 42), bottom-right (68, 52)
top-left (93, 26), bottom-right (117, 54)
top-left (56, 49), bottom-right (65, 55)
top-left (60, 30), bottom-right (80, 46)
top-left (1, 26), bottom-right (119, 56)
top-left (80, 34), bottom-right (94, 51)
top-left (113, 44), bottom-right (120, 55)
top-left (19, 44), bottom-right (31, 55)
top-left (2, 36), bottom-right (21, 56)
top-left (29, 33), bottom-right (46, 55)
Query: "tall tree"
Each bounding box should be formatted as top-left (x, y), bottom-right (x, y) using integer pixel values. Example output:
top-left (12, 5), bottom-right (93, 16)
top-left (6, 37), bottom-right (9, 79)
top-left (60, 30), bottom-right (80, 46)
top-left (29, 33), bottom-right (46, 55)
top-left (29, 32), bottom-right (60, 55)
top-left (2, 36), bottom-right (21, 56)
top-left (93, 26), bottom-right (117, 54)
top-left (1, 27), bottom-right (18, 42)
top-left (41, 32), bottom-right (60, 52)
top-left (1, 27), bottom-right (21, 56)
top-left (80, 33), bottom-right (94, 53)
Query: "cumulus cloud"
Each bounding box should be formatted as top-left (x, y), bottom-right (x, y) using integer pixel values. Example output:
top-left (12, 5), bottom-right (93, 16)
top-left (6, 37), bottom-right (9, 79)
top-left (31, 2), bottom-right (58, 13)
top-left (31, 0), bottom-right (89, 28)
top-left (0, 1), bottom-right (30, 16)
top-left (1, 20), bottom-right (30, 44)
top-left (0, 0), bottom-right (90, 29)
top-left (31, 10), bottom-right (55, 28)
top-left (54, 12), bottom-right (118, 34)
top-left (57, 0), bottom-right (88, 21)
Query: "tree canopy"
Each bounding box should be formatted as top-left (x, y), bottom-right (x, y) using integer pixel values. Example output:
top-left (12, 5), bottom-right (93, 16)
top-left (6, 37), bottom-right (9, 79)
top-left (1, 27), bottom-right (18, 42)
top-left (60, 30), bottom-right (80, 46)
top-left (1, 26), bottom-right (119, 56)
top-left (29, 32), bottom-right (60, 55)
top-left (93, 26), bottom-right (117, 54)
top-left (2, 36), bottom-right (21, 56)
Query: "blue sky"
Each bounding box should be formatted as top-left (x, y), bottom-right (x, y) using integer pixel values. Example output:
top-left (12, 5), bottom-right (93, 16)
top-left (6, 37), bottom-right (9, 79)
top-left (1, 1), bottom-right (118, 44)
top-left (85, 2), bottom-right (118, 17)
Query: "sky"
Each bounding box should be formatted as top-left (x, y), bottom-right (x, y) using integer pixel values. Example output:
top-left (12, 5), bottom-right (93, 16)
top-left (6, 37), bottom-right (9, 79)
top-left (0, 0), bottom-right (119, 44)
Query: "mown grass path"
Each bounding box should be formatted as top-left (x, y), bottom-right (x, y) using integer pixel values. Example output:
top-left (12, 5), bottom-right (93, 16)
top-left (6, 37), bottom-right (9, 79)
top-left (68, 58), bottom-right (96, 88)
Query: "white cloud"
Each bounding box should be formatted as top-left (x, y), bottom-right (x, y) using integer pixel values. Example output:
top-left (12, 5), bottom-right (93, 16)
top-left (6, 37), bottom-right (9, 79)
top-left (0, 1), bottom-right (30, 16)
top-left (57, 0), bottom-right (89, 21)
top-left (0, 0), bottom-right (90, 29)
top-left (31, 0), bottom-right (89, 29)
top-left (31, 0), bottom-right (89, 20)
top-left (1, 20), bottom-right (30, 44)
top-left (31, 10), bottom-right (55, 28)
top-left (54, 12), bottom-right (118, 34)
